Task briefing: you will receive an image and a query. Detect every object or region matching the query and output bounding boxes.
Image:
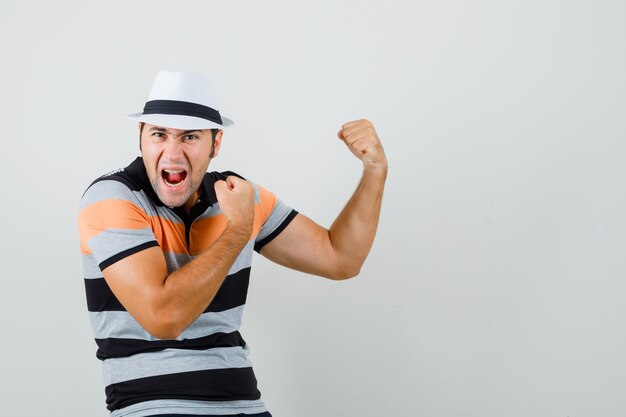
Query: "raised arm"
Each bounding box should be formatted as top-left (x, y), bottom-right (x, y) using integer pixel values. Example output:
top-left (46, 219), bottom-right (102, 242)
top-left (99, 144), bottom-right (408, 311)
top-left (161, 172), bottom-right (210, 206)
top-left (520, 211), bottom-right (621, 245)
top-left (260, 119), bottom-right (387, 279)
top-left (101, 176), bottom-right (255, 339)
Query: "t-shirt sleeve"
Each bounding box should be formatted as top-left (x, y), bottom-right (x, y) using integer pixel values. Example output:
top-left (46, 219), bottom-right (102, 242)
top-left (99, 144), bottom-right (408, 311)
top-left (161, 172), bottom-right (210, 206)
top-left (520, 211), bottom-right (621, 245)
top-left (78, 180), bottom-right (159, 271)
top-left (252, 183), bottom-right (298, 253)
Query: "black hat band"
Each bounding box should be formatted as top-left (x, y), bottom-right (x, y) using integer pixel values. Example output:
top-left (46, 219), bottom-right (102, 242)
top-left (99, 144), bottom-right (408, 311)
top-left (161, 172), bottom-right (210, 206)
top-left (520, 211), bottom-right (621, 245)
top-left (142, 100), bottom-right (223, 125)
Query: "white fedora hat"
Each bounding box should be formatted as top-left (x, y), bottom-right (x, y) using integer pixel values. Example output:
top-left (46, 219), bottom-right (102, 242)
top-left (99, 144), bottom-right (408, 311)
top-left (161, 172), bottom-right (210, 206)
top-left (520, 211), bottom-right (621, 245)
top-left (127, 71), bottom-right (233, 130)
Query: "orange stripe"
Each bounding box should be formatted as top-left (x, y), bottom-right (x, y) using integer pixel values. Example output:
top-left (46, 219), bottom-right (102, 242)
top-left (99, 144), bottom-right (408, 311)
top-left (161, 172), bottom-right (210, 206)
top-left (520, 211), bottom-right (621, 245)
top-left (189, 214), bottom-right (229, 255)
top-left (79, 188), bottom-right (278, 257)
top-left (189, 200), bottom-right (271, 255)
top-left (78, 199), bottom-right (189, 255)
top-left (149, 215), bottom-right (187, 254)
top-left (78, 199), bottom-right (151, 254)
top-left (251, 206), bottom-right (263, 240)
top-left (257, 185), bottom-right (277, 224)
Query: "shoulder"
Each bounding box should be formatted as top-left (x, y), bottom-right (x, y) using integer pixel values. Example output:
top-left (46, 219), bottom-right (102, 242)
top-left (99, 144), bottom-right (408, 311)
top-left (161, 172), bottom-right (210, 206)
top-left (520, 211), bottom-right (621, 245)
top-left (80, 178), bottom-right (138, 209)
top-left (80, 161), bottom-right (151, 209)
top-left (78, 173), bottom-right (153, 242)
top-left (79, 166), bottom-right (156, 220)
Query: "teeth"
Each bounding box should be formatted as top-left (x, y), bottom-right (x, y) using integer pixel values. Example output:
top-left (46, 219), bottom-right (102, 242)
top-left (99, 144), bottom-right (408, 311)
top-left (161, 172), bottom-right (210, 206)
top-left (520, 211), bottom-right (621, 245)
top-left (164, 178), bottom-right (183, 186)
top-left (164, 169), bottom-right (184, 174)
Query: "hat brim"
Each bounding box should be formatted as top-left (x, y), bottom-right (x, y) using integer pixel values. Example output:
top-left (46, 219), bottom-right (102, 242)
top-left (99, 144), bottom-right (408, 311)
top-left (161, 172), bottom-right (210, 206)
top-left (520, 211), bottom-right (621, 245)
top-left (126, 113), bottom-right (233, 130)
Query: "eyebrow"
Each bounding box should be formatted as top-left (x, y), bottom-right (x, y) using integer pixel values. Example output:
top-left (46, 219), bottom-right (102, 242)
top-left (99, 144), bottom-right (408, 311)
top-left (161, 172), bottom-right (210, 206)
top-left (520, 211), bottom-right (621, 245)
top-left (149, 126), bottom-right (201, 135)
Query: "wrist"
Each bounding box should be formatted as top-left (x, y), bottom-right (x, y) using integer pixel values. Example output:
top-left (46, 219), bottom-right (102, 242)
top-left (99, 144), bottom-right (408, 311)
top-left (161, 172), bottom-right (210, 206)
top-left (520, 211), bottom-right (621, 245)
top-left (223, 218), bottom-right (253, 243)
top-left (363, 160), bottom-right (388, 176)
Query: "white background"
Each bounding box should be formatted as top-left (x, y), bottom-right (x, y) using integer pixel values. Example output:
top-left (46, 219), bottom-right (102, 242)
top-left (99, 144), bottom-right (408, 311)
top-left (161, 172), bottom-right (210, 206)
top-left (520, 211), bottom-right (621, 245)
top-left (1, 0), bottom-right (625, 416)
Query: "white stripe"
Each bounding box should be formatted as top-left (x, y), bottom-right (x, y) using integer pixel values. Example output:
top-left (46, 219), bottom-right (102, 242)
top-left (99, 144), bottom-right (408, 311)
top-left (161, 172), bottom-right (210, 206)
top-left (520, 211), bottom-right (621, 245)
top-left (163, 252), bottom-right (193, 275)
top-left (194, 204), bottom-right (224, 222)
top-left (110, 399), bottom-right (267, 417)
top-left (82, 254), bottom-right (103, 279)
top-left (228, 240), bottom-right (254, 274)
top-left (90, 305), bottom-right (245, 340)
top-left (88, 228), bottom-right (156, 266)
top-left (162, 244), bottom-right (253, 276)
top-left (256, 199), bottom-right (293, 242)
top-left (80, 180), bottom-right (139, 210)
top-left (103, 346), bottom-right (252, 385)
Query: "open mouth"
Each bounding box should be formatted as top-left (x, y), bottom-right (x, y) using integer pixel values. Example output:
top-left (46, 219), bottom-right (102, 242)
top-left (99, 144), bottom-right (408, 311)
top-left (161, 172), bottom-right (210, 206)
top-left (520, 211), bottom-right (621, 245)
top-left (161, 169), bottom-right (188, 187)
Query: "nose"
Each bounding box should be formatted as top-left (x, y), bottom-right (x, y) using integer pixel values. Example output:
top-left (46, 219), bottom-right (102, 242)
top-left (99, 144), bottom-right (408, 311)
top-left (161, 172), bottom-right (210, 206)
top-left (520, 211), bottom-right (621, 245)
top-left (162, 137), bottom-right (184, 161)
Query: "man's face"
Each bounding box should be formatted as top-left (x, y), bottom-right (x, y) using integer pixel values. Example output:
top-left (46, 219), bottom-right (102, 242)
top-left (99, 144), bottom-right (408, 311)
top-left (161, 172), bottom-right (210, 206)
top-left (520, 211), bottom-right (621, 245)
top-left (140, 123), bottom-right (222, 210)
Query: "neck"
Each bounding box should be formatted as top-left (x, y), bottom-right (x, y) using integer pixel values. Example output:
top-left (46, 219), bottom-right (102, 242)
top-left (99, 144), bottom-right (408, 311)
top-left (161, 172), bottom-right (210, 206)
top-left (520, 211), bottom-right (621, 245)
top-left (182, 189), bottom-right (201, 214)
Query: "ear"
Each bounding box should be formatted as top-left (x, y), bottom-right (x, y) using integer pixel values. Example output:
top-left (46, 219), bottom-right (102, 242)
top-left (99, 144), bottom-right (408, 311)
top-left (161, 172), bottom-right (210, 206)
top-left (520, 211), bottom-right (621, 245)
top-left (211, 130), bottom-right (224, 158)
top-left (138, 122), bottom-right (143, 151)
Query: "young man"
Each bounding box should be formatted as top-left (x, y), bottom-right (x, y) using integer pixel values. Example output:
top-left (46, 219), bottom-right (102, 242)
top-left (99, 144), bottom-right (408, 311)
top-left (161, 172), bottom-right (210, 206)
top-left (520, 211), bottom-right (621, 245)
top-left (78, 71), bottom-right (387, 417)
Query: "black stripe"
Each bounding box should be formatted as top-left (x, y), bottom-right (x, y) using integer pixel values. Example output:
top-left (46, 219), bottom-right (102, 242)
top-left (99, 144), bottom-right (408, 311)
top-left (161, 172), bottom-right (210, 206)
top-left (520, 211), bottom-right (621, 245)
top-left (85, 267), bottom-right (251, 313)
top-left (84, 278), bottom-right (124, 311)
top-left (205, 267), bottom-right (250, 312)
top-left (218, 170), bottom-right (246, 181)
top-left (143, 100), bottom-right (223, 125)
top-left (254, 209), bottom-right (299, 253)
top-left (105, 367), bottom-right (260, 411)
top-left (95, 330), bottom-right (246, 360)
top-left (99, 241), bottom-right (159, 270)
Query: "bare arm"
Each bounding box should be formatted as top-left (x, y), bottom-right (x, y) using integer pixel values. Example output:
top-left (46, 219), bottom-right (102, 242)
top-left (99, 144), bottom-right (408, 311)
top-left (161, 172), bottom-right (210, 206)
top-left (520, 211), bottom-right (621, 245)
top-left (102, 176), bottom-right (255, 339)
top-left (261, 119), bottom-right (387, 279)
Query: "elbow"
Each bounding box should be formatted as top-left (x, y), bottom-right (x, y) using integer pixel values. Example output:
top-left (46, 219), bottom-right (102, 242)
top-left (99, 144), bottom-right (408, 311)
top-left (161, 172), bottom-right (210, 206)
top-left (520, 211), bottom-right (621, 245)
top-left (324, 243), bottom-right (371, 279)
top-left (143, 305), bottom-right (185, 340)
top-left (146, 323), bottom-right (182, 340)
top-left (328, 264), bottom-right (361, 280)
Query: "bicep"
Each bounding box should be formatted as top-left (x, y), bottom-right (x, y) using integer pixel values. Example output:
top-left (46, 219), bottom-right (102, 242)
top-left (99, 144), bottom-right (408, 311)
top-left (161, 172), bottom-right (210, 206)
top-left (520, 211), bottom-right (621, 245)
top-left (101, 246), bottom-right (168, 326)
top-left (260, 213), bottom-right (340, 279)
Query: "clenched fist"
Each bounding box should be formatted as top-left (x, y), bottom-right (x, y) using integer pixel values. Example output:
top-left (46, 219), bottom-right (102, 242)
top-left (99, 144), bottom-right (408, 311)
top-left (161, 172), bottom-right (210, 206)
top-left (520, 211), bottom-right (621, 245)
top-left (214, 176), bottom-right (255, 235)
top-left (337, 119), bottom-right (387, 171)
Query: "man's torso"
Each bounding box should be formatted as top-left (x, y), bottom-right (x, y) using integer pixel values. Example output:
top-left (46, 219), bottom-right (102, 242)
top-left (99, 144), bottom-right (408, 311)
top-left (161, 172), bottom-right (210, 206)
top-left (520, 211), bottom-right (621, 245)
top-left (78, 158), bottom-right (296, 416)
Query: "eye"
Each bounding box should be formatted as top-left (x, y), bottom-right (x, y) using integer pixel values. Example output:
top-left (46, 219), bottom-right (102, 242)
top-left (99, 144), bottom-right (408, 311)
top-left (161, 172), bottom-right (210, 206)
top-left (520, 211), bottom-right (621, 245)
top-left (183, 134), bottom-right (199, 141)
top-left (152, 132), bottom-right (164, 138)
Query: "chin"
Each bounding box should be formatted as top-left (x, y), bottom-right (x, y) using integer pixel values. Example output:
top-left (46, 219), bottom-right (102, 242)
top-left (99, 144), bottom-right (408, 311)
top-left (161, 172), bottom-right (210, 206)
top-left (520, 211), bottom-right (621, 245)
top-left (161, 199), bottom-right (181, 208)
top-left (156, 189), bottom-right (188, 208)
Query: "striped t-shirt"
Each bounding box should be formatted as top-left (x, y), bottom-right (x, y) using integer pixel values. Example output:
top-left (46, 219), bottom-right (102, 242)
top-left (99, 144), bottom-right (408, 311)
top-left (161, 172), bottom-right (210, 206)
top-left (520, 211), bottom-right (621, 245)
top-left (78, 157), bottom-right (297, 416)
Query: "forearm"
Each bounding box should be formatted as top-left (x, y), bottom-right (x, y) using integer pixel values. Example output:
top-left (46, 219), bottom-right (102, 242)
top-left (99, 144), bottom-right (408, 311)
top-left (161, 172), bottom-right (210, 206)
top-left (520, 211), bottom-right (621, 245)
top-left (328, 165), bottom-right (387, 278)
top-left (152, 226), bottom-right (250, 337)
